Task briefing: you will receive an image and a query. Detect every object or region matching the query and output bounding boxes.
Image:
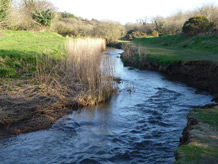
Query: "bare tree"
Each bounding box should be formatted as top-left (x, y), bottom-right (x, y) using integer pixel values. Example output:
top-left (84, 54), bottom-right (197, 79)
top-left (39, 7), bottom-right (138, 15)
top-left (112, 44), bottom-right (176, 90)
top-left (198, 4), bottom-right (218, 24)
top-left (136, 16), bottom-right (149, 25)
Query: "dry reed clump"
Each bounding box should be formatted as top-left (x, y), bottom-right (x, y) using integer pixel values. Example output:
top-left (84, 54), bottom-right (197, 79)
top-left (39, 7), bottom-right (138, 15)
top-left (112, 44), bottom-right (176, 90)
top-left (66, 38), bottom-right (115, 105)
top-left (121, 43), bottom-right (145, 67)
top-left (36, 37), bottom-right (115, 107)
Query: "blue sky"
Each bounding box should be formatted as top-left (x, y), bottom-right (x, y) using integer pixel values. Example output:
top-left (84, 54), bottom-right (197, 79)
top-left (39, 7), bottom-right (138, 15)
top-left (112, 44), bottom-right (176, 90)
top-left (51, 0), bottom-right (218, 24)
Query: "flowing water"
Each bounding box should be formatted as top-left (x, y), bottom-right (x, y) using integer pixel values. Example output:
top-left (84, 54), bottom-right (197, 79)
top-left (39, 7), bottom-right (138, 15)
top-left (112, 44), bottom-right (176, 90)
top-left (0, 48), bottom-right (214, 164)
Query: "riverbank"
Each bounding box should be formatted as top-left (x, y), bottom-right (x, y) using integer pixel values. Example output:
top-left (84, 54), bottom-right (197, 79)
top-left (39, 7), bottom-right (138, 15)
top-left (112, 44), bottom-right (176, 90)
top-left (0, 30), bottom-right (113, 138)
top-left (120, 35), bottom-right (218, 163)
top-left (0, 30), bottom-right (65, 137)
top-left (0, 78), bottom-right (85, 137)
top-left (175, 105), bottom-right (218, 164)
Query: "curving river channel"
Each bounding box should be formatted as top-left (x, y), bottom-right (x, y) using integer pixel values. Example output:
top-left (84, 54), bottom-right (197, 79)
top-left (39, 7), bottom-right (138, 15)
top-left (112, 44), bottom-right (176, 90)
top-left (0, 48), bottom-right (214, 164)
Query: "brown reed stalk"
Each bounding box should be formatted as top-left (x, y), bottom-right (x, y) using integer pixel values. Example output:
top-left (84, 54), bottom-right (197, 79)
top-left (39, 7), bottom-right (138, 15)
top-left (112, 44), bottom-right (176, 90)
top-left (36, 37), bottom-right (115, 106)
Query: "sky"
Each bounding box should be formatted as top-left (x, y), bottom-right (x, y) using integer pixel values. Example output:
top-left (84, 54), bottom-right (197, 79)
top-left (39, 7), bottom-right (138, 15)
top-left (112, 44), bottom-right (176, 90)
top-left (51, 0), bottom-right (218, 24)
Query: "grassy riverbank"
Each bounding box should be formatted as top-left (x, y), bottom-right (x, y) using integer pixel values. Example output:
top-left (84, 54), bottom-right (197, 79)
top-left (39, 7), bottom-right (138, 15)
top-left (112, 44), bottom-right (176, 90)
top-left (175, 106), bottom-right (218, 164)
top-left (120, 34), bottom-right (218, 164)
top-left (0, 30), bottom-right (113, 136)
top-left (122, 35), bottom-right (218, 67)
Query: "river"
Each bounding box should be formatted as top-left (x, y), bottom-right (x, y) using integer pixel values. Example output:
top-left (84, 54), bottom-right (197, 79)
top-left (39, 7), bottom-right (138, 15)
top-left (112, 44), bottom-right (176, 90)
top-left (0, 48), bottom-right (214, 164)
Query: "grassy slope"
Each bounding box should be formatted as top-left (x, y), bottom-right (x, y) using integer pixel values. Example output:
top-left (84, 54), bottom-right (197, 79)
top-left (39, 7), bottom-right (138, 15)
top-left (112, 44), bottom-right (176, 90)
top-left (132, 35), bottom-right (218, 66)
top-left (0, 30), bottom-right (65, 78)
top-left (175, 106), bottom-right (218, 164)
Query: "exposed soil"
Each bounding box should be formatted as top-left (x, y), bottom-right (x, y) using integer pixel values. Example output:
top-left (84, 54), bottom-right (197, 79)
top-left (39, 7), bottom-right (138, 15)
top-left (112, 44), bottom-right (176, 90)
top-left (0, 80), bottom-right (82, 139)
top-left (124, 60), bottom-right (218, 96)
top-left (179, 111), bottom-right (199, 145)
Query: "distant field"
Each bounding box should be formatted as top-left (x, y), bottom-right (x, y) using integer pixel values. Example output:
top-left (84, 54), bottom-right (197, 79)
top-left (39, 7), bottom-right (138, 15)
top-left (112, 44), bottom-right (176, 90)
top-left (0, 30), bottom-right (65, 78)
top-left (131, 35), bottom-right (218, 66)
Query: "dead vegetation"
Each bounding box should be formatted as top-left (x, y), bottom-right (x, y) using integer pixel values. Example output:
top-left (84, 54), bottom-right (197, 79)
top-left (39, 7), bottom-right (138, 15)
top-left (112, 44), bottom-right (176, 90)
top-left (36, 37), bottom-right (114, 106)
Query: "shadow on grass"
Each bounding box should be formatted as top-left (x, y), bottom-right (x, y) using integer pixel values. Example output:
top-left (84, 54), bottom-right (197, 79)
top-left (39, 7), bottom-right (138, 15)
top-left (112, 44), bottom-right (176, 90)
top-left (0, 49), bottom-right (52, 78)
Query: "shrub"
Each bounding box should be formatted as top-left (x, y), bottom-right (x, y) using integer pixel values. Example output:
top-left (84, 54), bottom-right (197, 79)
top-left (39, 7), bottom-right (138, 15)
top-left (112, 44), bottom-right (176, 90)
top-left (182, 16), bottom-right (215, 35)
top-left (153, 16), bottom-right (165, 35)
top-left (126, 30), bottom-right (147, 40)
top-left (23, 0), bottom-right (56, 27)
top-left (4, 7), bottom-right (38, 30)
top-left (152, 30), bottom-right (159, 37)
top-left (0, 0), bottom-right (11, 21)
top-left (61, 11), bottom-right (78, 19)
top-left (32, 9), bottom-right (55, 26)
top-left (91, 21), bottom-right (125, 44)
top-left (53, 18), bottom-right (93, 36)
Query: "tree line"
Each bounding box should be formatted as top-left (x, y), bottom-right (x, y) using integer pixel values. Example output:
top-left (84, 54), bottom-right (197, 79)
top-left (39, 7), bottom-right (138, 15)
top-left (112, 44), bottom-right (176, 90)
top-left (1, 1), bottom-right (218, 42)
top-left (0, 0), bottom-right (125, 44)
top-left (125, 4), bottom-right (218, 39)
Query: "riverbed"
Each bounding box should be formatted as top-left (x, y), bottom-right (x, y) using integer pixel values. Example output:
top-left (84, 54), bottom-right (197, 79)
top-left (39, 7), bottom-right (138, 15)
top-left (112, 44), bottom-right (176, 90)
top-left (0, 48), bottom-right (214, 164)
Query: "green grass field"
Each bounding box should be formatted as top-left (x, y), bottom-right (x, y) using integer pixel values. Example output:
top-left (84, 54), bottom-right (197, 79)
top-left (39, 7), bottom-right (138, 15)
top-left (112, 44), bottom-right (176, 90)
top-left (131, 35), bottom-right (218, 66)
top-left (0, 30), bottom-right (66, 78)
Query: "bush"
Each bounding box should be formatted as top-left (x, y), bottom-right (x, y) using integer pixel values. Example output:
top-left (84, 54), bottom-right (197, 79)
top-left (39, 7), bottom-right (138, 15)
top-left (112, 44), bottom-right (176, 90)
top-left (53, 18), bottom-right (93, 36)
top-left (126, 30), bottom-right (147, 40)
top-left (22, 0), bottom-right (56, 27)
top-left (4, 7), bottom-right (39, 30)
top-left (182, 16), bottom-right (215, 35)
top-left (0, 0), bottom-right (11, 21)
top-left (152, 30), bottom-right (159, 37)
top-left (61, 11), bottom-right (78, 19)
top-left (32, 9), bottom-right (55, 26)
top-left (91, 21), bottom-right (125, 44)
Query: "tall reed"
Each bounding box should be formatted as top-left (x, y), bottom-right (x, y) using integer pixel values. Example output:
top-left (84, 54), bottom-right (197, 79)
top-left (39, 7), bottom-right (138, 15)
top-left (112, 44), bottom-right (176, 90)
top-left (36, 37), bottom-right (115, 106)
top-left (66, 38), bottom-right (114, 105)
